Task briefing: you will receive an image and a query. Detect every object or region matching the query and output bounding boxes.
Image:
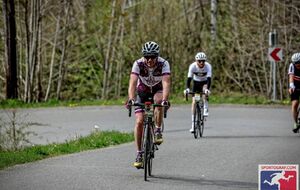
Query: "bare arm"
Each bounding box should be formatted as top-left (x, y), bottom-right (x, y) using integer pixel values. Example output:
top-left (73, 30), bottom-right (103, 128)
top-left (162, 75), bottom-right (171, 100)
top-left (289, 74), bottom-right (294, 84)
top-left (289, 74), bottom-right (295, 94)
top-left (128, 74), bottom-right (138, 100)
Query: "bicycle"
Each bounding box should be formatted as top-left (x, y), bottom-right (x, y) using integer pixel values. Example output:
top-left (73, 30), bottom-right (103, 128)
top-left (128, 101), bottom-right (167, 181)
top-left (186, 92), bottom-right (205, 139)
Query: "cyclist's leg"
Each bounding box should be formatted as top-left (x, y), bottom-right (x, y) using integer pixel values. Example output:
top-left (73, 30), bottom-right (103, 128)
top-left (153, 91), bottom-right (163, 144)
top-left (202, 83), bottom-right (209, 116)
top-left (290, 90), bottom-right (300, 132)
top-left (133, 94), bottom-right (146, 168)
top-left (134, 113), bottom-right (144, 151)
top-left (133, 112), bottom-right (144, 168)
top-left (190, 98), bottom-right (196, 132)
top-left (153, 91), bottom-right (163, 128)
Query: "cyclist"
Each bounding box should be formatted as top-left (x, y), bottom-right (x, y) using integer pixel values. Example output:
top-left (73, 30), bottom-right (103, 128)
top-left (288, 52), bottom-right (300, 133)
top-left (127, 41), bottom-right (171, 168)
top-left (184, 52), bottom-right (212, 133)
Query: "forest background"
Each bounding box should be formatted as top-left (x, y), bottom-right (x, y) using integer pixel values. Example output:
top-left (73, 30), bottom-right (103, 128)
top-left (1, 0), bottom-right (299, 103)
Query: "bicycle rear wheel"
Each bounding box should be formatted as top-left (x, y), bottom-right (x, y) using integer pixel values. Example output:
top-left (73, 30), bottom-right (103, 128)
top-left (193, 104), bottom-right (200, 139)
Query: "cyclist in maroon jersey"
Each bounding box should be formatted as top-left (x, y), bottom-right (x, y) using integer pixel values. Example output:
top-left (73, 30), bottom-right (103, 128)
top-left (127, 41), bottom-right (171, 168)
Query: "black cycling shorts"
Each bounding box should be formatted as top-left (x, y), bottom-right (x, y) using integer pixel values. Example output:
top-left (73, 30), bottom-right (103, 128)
top-left (192, 80), bottom-right (207, 93)
top-left (291, 88), bottom-right (300, 101)
top-left (135, 90), bottom-right (162, 113)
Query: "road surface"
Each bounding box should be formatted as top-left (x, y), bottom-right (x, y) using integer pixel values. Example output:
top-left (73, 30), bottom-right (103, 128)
top-left (0, 105), bottom-right (299, 190)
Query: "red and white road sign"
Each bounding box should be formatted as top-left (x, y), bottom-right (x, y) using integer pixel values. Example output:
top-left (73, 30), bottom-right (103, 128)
top-left (268, 47), bottom-right (283, 62)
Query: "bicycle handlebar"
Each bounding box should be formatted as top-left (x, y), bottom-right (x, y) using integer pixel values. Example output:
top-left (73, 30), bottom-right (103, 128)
top-left (185, 92), bottom-right (204, 101)
top-left (128, 102), bottom-right (168, 118)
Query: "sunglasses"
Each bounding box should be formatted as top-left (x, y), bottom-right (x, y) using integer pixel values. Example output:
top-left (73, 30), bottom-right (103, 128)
top-left (144, 56), bottom-right (157, 60)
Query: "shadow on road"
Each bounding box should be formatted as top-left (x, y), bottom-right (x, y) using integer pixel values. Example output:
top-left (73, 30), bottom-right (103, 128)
top-left (204, 135), bottom-right (300, 139)
top-left (150, 174), bottom-right (257, 189)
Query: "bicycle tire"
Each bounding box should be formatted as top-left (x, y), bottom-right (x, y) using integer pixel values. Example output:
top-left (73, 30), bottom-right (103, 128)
top-left (148, 147), bottom-right (153, 176)
top-left (199, 104), bottom-right (204, 137)
top-left (148, 126), bottom-right (154, 176)
top-left (193, 103), bottom-right (200, 139)
top-left (143, 124), bottom-right (150, 181)
top-left (297, 107), bottom-right (300, 133)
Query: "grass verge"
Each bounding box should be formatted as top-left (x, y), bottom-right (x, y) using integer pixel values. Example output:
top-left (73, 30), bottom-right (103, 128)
top-left (0, 93), bottom-right (290, 109)
top-left (0, 130), bottom-right (134, 170)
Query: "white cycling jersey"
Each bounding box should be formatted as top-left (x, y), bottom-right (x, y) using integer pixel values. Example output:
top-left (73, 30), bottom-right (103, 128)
top-left (187, 62), bottom-right (212, 82)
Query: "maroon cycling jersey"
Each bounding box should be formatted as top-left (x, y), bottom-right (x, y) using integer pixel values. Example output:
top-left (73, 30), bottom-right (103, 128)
top-left (131, 57), bottom-right (171, 94)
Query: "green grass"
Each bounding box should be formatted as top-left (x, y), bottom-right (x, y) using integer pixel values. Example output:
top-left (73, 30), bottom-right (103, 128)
top-left (0, 93), bottom-right (290, 109)
top-left (170, 92), bottom-right (289, 105)
top-left (0, 99), bottom-right (126, 109)
top-left (0, 130), bottom-right (134, 170)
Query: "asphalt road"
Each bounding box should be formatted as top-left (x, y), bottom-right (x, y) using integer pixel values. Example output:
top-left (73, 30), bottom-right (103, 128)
top-left (0, 105), bottom-right (299, 190)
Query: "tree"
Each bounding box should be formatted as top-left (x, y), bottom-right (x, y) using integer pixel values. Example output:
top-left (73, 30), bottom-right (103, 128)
top-left (2, 0), bottom-right (18, 99)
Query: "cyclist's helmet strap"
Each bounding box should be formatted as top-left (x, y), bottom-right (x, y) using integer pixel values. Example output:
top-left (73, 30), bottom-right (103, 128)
top-left (142, 41), bottom-right (159, 57)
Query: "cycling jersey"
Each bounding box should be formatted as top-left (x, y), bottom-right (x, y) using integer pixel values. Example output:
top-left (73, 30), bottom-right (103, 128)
top-left (288, 63), bottom-right (300, 87)
top-left (131, 57), bottom-right (170, 94)
top-left (288, 63), bottom-right (300, 101)
top-left (187, 62), bottom-right (212, 82)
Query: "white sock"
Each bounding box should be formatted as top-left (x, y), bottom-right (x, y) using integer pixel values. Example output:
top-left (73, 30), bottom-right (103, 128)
top-left (204, 102), bottom-right (208, 110)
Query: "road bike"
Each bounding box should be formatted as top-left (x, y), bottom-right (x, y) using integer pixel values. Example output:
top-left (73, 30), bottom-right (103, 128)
top-left (128, 101), bottom-right (167, 181)
top-left (186, 92), bottom-right (205, 139)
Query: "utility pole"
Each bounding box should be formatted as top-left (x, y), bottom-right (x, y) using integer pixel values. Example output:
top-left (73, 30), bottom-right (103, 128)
top-left (269, 30), bottom-right (278, 101)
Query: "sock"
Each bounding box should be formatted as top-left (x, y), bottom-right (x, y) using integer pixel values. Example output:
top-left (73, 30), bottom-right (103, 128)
top-left (204, 101), bottom-right (208, 109)
top-left (155, 126), bottom-right (161, 133)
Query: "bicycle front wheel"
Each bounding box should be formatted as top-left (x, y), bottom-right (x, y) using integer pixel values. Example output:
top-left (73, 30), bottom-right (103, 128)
top-left (199, 105), bottom-right (204, 137)
top-left (193, 104), bottom-right (200, 139)
top-left (143, 124), bottom-right (150, 181)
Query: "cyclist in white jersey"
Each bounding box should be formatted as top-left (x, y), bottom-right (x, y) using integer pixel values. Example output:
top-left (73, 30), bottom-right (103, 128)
top-left (288, 52), bottom-right (300, 133)
top-left (184, 52), bottom-right (212, 133)
top-left (127, 41), bottom-right (171, 168)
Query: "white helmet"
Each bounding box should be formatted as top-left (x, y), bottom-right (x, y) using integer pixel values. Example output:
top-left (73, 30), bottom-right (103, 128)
top-left (291, 53), bottom-right (300, 63)
top-left (195, 52), bottom-right (207, 61)
top-left (142, 41), bottom-right (159, 56)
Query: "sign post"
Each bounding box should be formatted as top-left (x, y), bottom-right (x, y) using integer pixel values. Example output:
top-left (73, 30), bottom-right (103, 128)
top-left (268, 30), bottom-right (282, 101)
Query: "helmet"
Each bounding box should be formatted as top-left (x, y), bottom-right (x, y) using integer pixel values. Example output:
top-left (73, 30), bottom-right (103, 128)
top-left (142, 41), bottom-right (159, 56)
top-left (291, 53), bottom-right (300, 63)
top-left (195, 52), bottom-right (207, 61)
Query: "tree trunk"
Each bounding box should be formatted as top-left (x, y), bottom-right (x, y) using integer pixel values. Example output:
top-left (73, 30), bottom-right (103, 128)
top-left (24, 0), bottom-right (41, 102)
top-left (57, 0), bottom-right (71, 100)
top-left (210, 0), bottom-right (217, 46)
top-left (45, 7), bottom-right (61, 101)
top-left (101, 0), bottom-right (116, 99)
top-left (2, 0), bottom-right (18, 99)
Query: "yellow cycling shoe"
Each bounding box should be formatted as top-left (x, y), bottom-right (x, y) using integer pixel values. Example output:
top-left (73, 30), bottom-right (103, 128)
top-left (133, 161), bottom-right (143, 168)
top-left (154, 133), bottom-right (163, 145)
top-left (133, 152), bottom-right (143, 168)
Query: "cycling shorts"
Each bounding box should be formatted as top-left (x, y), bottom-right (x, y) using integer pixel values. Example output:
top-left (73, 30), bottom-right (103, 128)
top-left (192, 80), bottom-right (207, 93)
top-left (135, 90), bottom-right (162, 113)
top-left (291, 89), bottom-right (300, 101)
